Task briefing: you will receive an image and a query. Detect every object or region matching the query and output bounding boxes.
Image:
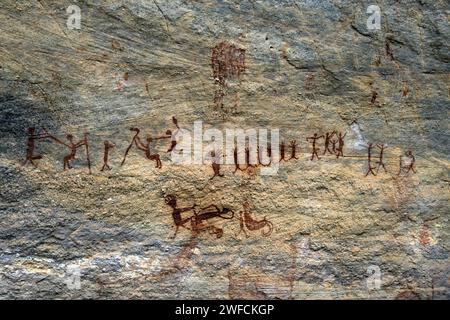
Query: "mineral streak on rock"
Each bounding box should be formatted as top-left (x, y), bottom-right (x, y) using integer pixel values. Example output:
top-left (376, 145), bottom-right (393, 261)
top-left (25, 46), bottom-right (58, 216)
top-left (0, 0), bottom-right (449, 299)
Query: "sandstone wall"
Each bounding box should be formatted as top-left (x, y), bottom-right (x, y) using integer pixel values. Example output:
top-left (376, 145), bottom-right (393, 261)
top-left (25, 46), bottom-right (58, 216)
top-left (0, 0), bottom-right (448, 299)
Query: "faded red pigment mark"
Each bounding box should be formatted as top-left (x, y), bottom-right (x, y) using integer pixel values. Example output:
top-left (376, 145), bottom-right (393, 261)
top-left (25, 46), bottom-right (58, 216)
top-left (166, 116), bottom-right (180, 153)
top-left (419, 225), bottom-right (431, 246)
top-left (385, 40), bottom-right (395, 61)
top-left (371, 90), bottom-right (378, 104)
top-left (211, 41), bottom-right (246, 114)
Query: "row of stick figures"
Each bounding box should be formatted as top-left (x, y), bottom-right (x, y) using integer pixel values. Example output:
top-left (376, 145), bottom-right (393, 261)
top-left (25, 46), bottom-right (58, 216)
top-left (22, 117), bottom-right (417, 178)
top-left (22, 117), bottom-right (181, 173)
top-left (208, 132), bottom-right (416, 179)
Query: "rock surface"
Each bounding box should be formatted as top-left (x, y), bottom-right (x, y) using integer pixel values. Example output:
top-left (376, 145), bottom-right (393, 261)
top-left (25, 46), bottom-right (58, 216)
top-left (0, 0), bottom-right (448, 299)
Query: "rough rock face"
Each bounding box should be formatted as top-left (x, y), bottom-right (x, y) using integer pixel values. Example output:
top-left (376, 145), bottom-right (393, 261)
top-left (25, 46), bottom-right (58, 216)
top-left (0, 0), bottom-right (448, 299)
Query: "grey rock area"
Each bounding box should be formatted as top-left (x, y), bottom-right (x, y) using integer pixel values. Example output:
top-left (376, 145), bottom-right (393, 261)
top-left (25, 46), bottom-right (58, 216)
top-left (0, 0), bottom-right (449, 299)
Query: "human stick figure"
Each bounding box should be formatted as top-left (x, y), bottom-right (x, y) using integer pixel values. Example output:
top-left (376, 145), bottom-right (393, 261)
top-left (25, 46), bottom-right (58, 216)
top-left (375, 144), bottom-right (388, 174)
top-left (121, 128), bottom-right (167, 169)
top-left (245, 147), bottom-right (257, 168)
top-left (398, 150), bottom-right (416, 176)
top-left (289, 140), bottom-right (299, 160)
top-left (44, 129), bottom-right (91, 173)
top-left (257, 145), bottom-right (271, 167)
top-left (121, 128), bottom-right (141, 166)
top-left (371, 91), bottom-right (378, 104)
top-left (22, 127), bottom-right (50, 167)
top-left (364, 143), bottom-right (377, 177)
top-left (209, 150), bottom-right (224, 180)
top-left (134, 134), bottom-right (164, 169)
top-left (306, 133), bottom-right (324, 161)
top-left (335, 132), bottom-right (347, 158)
top-left (101, 140), bottom-right (115, 171)
top-left (323, 131), bottom-right (336, 155)
top-left (279, 141), bottom-right (286, 162)
top-left (167, 116), bottom-right (180, 153)
top-left (233, 147), bottom-right (243, 173)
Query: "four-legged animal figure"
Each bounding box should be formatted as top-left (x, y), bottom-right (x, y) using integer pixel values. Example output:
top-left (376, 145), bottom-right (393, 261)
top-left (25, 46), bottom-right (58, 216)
top-left (237, 201), bottom-right (273, 237)
top-left (165, 195), bottom-right (235, 239)
top-left (165, 195), bottom-right (197, 239)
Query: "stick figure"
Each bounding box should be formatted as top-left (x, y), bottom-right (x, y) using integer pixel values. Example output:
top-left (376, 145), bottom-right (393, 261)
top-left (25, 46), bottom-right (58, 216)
top-left (386, 41), bottom-right (394, 60)
top-left (266, 143), bottom-right (272, 159)
top-left (233, 147), bottom-right (244, 173)
top-left (371, 91), bottom-right (378, 104)
top-left (279, 141), bottom-right (286, 162)
top-left (245, 147), bottom-right (257, 168)
top-left (289, 140), bottom-right (299, 160)
top-left (305, 73), bottom-right (315, 90)
top-left (165, 195), bottom-right (196, 239)
top-left (22, 127), bottom-right (49, 167)
top-left (135, 134), bottom-right (163, 169)
top-left (65, 134), bottom-right (90, 173)
top-left (44, 130), bottom-right (91, 173)
top-left (257, 145), bottom-right (271, 167)
top-left (101, 140), bottom-right (115, 171)
top-left (306, 133), bottom-right (324, 161)
top-left (375, 144), bottom-right (388, 174)
top-left (336, 132), bottom-right (347, 158)
top-left (121, 128), bottom-right (140, 166)
top-left (323, 131), bottom-right (336, 155)
top-left (167, 116), bottom-right (180, 152)
top-left (331, 137), bottom-right (338, 153)
top-left (398, 150), bottom-right (416, 175)
top-left (121, 128), bottom-right (163, 168)
top-left (401, 82), bottom-right (409, 97)
top-left (234, 148), bottom-right (251, 173)
top-left (209, 150), bottom-right (224, 180)
top-left (365, 143), bottom-right (377, 176)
